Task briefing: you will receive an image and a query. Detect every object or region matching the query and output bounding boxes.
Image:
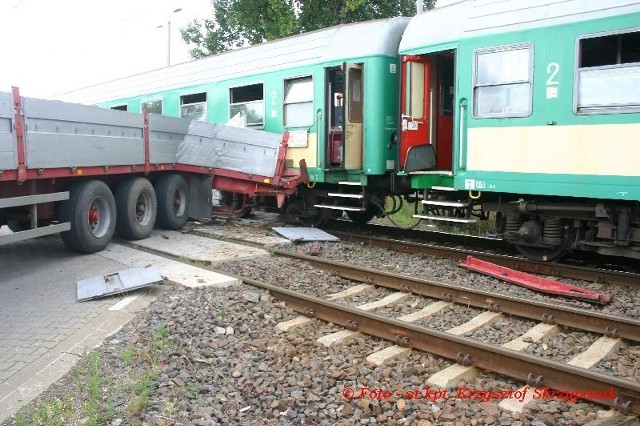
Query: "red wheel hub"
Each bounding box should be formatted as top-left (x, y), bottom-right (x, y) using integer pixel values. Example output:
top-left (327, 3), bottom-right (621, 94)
top-left (88, 206), bottom-right (100, 227)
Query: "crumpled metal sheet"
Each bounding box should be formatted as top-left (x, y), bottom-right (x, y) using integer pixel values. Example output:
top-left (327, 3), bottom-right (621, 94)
top-left (177, 121), bottom-right (281, 177)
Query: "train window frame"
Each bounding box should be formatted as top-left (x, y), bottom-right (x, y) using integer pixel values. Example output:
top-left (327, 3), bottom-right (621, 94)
top-left (283, 75), bottom-right (314, 128)
top-left (229, 83), bottom-right (265, 129)
top-left (574, 28), bottom-right (640, 114)
top-left (347, 67), bottom-right (364, 124)
top-left (180, 92), bottom-right (207, 121)
top-left (405, 61), bottom-right (425, 120)
top-left (472, 43), bottom-right (534, 119)
top-left (110, 105), bottom-right (128, 111)
top-left (141, 98), bottom-right (163, 115)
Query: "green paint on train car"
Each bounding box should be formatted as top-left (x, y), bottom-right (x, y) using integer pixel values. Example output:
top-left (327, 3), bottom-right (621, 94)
top-left (399, 2), bottom-right (640, 202)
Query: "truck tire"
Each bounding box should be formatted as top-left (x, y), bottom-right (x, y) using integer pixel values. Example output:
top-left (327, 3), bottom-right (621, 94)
top-left (155, 174), bottom-right (189, 229)
top-left (59, 180), bottom-right (116, 253)
top-left (115, 177), bottom-right (157, 240)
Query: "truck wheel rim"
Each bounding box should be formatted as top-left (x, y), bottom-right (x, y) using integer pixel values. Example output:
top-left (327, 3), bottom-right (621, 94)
top-left (173, 189), bottom-right (186, 217)
top-left (136, 192), bottom-right (153, 226)
top-left (87, 196), bottom-right (111, 238)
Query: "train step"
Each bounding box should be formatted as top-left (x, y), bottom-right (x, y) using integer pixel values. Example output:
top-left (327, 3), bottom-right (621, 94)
top-left (328, 193), bottom-right (364, 199)
top-left (413, 214), bottom-right (477, 224)
top-left (338, 181), bottom-right (362, 186)
top-left (431, 186), bottom-right (456, 191)
top-left (314, 204), bottom-right (366, 212)
top-left (422, 200), bottom-right (469, 208)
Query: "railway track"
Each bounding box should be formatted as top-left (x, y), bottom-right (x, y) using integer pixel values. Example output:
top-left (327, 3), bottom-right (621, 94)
top-left (255, 277), bottom-right (640, 415)
top-left (272, 250), bottom-right (640, 343)
top-left (322, 222), bottom-right (640, 287)
top-left (122, 227), bottom-right (640, 417)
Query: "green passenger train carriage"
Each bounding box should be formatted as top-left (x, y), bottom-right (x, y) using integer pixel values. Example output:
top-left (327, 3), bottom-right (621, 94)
top-left (399, 0), bottom-right (640, 261)
top-left (59, 18), bottom-right (411, 224)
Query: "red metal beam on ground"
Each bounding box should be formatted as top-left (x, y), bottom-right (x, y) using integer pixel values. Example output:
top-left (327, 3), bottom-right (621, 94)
top-left (459, 256), bottom-right (612, 305)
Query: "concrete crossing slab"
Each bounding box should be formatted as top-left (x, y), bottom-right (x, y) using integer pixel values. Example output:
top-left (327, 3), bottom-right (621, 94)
top-left (134, 230), bottom-right (268, 264)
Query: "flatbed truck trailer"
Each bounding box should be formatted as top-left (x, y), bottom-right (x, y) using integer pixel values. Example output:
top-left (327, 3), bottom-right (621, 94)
top-left (0, 88), bottom-right (302, 253)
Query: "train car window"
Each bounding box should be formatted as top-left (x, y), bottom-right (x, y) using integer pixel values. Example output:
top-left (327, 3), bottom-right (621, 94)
top-left (229, 83), bottom-right (264, 128)
top-left (110, 105), bottom-right (127, 111)
top-left (348, 68), bottom-right (363, 123)
top-left (141, 99), bottom-right (163, 115)
top-left (473, 44), bottom-right (533, 118)
top-left (283, 76), bottom-right (313, 127)
top-left (576, 30), bottom-right (640, 113)
top-left (406, 62), bottom-right (425, 119)
top-left (180, 92), bottom-right (207, 121)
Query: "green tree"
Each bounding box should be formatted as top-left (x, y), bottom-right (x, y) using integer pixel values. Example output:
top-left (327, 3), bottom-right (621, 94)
top-left (181, 0), bottom-right (437, 57)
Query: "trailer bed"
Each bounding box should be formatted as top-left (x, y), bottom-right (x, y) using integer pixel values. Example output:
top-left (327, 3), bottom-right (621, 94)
top-left (0, 90), bottom-right (285, 181)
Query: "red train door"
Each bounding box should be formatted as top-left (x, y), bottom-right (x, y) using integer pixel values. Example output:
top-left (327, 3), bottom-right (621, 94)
top-left (400, 55), bottom-right (431, 172)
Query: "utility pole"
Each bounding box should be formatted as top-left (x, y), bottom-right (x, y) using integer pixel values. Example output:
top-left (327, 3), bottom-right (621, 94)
top-left (166, 8), bottom-right (182, 67)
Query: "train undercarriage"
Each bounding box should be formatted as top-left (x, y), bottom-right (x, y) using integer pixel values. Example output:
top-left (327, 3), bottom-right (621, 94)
top-left (420, 190), bottom-right (640, 262)
top-left (492, 199), bottom-right (640, 262)
top-left (215, 180), bottom-right (640, 263)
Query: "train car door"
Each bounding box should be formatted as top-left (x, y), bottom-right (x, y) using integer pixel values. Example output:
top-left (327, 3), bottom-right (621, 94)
top-left (400, 52), bottom-right (455, 172)
top-left (344, 63), bottom-right (364, 170)
top-left (400, 56), bottom-right (431, 172)
top-left (325, 66), bottom-right (345, 169)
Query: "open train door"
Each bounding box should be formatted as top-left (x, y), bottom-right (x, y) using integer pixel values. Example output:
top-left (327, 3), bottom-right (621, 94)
top-left (400, 55), bottom-right (433, 172)
top-left (344, 63), bottom-right (364, 170)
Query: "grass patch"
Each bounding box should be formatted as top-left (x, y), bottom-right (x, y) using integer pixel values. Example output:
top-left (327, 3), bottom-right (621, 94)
top-left (127, 371), bottom-right (155, 415)
top-left (121, 344), bottom-right (137, 366)
top-left (13, 321), bottom-right (175, 424)
top-left (15, 397), bottom-right (72, 426)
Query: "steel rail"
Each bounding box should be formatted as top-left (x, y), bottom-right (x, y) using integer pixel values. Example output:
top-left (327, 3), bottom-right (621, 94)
top-left (324, 220), bottom-right (508, 251)
top-left (273, 250), bottom-right (640, 343)
top-left (328, 230), bottom-right (640, 287)
top-left (245, 276), bottom-right (640, 415)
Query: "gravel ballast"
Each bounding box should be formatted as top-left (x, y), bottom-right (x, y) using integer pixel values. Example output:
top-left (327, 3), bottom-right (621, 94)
top-left (5, 219), bottom-right (639, 425)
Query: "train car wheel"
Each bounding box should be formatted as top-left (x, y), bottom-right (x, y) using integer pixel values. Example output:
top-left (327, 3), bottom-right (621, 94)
top-left (59, 180), bottom-right (116, 253)
top-left (346, 209), bottom-right (376, 225)
top-left (514, 231), bottom-right (573, 262)
top-left (155, 174), bottom-right (190, 229)
top-left (513, 219), bottom-right (574, 262)
top-left (298, 209), bottom-right (334, 227)
top-left (514, 244), bottom-right (570, 262)
top-left (115, 177), bottom-right (157, 240)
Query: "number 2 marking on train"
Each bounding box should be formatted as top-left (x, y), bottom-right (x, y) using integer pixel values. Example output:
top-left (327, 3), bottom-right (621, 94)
top-left (546, 62), bottom-right (560, 86)
top-left (270, 90), bottom-right (277, 106)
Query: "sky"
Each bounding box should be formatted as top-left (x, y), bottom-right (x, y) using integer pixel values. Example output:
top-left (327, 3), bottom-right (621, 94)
top-left (0, 0), bottom-right (463, 99)
top-left (0, 0), bottom-right (213, 98)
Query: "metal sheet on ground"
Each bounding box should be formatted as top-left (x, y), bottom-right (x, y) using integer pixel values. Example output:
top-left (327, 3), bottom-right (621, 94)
top-left (77, 268), bottom-right (163, 302)
top-left (272, 227), bottom-right (339, 242)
